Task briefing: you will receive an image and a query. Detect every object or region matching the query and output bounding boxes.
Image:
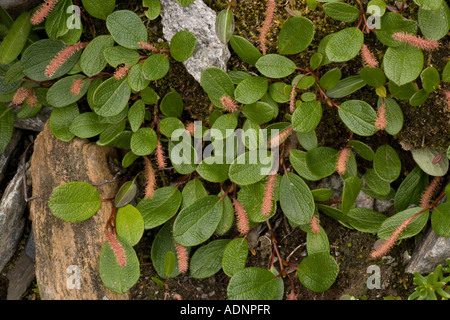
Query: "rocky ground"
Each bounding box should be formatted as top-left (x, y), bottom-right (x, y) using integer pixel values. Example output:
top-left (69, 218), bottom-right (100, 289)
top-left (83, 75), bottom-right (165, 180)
top-left (0, 0), bottom-right (449, 300)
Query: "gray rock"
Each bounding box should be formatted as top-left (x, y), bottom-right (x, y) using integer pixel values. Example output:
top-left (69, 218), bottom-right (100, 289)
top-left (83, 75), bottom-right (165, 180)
top-left (14, 107), bottom-right (51, 132)
top-left (317, 174), bottom-right (343, 199)
top-left (374, 198), bottom-right (394, 213)
top-left (405, 227), bottom-right (450, 274)
top-left (0, 129), bottom-right (22, 185)
top-left (0, 159), bottom-right (30, 272)
top-left (0, 0), bottom-right (41, 18)
top-left (159, 0), bottom-right (231, 83)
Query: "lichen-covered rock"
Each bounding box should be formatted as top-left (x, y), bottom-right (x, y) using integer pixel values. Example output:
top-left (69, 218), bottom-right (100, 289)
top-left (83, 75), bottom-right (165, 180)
top-left (0, 0), bottom-right (41, 18)
top-left (159, 0), bottom-right (231, 83)
top-left (29, 121), bottom-right (128, 300)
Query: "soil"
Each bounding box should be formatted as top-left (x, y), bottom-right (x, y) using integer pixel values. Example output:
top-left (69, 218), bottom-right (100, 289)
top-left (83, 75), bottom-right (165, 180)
top-left (1, 0), bottom-right (448, 301)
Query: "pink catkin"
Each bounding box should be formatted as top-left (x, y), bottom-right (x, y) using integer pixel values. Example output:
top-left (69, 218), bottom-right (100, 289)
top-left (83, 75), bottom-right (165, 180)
top-left (262, 174), bottom-right (277, 216)
top-left (220, 95), bottom-right (239, 113)
top-left (175, 242), bottom-right (189, 273)
top-left (45, 42), bottom-right (87, 78)
top-left (12, 87), bottom-right (30, 105)
top-left (156, 140), bottom-right (166, 169)
top-left (259, 0), bottom-right (276, 55)
top-left (336, 147), bottom-right (351, 175)
top-left (311, 214), bottom-right (320, 234)
top-left (138, 41), bottom-right (157, 52)
top-left (392, 32), bottom-right (440, 51)
top-left (71, 78), bottom-right (84, 95)
top-left (444, 91), bottom-right (450, 112)
top-left (269, 126), bottom-right (293, 148)
top-left (420, 176), bottom-right (441, 208)
top-left (105, 231), bottom-right (127, 267)
top-left (114, 66), bottom-right (131, 80)
top-left (185, 122), bottom-right (195, 135)
top-left (375, 100), bottom-right (387, 130)
top-left (233, 198), bottom-right (249, 235)
top-left (361, 44), bottom-right (378, 68)
top-left (30, 0), bottom-right (59, 25)
top-left (144, 156), bottom-right (156, 199)
top-left (26, 88), bottom-right (38, 107)
top-left (370, 215), bottom-right (416, 259)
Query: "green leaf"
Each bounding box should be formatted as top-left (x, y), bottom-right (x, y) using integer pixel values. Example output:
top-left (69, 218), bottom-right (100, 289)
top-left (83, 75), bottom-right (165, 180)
top-left (409, 88), bottom-right (429, 106)
top-left (365, 168), bottom-right (391, 196)
top-left (82, 0), bottom-right (115, 20)
top-left (103, 46), bottom-right (140, 68)
top-left (305, 147), bottom-right (338, 178)
top-left (196, 160), bottom-right (230, 183)
top-left (144, 0), bottom-right (161, 19)
top-left (172, 195), bottom-right (223, 247)
top-left (222, 238), bottom-right (248, 277)
top-left (229, 35), bottom-right (262, 65)
top-left (278, 16), bottom-right (315, 55)
top-left (211, 113), bottom-right (238, 140)
top-left (182, 178), bottom-right (208, 209)
top-left (338, 100), bottom-right (377, 137)
top-left (280, 172), bottom-right (315, 225)
top-left (234, 76), bottom-right (268, 104)
top-left (309, 52), bottom-right (323, 70)
top-left (388, 81), bottom-right (418, 100)
top-left (97, 120), bottom-right (126, 146)
top-left (323, 2), bottom-right (360, 23)
top-left (128, 100), bottom-right (145, 133)
top-left (228, 150), bottom-right (272, 186)
top-left (413, 0), bottom-right (443, 11)
top-left (307, 226), bottom-right (330, 255)
top-left (292, 100), bottom-right (322, 134)
top-left (411, 148), bottom-right (449, 176)
top-left (137, 186), bottom-right (182, 229)
top-left (421, 67), bottom-right (440, 93)
top-left (130, 127), bottom-right (157, 156)
top-left (21, 39), bottom-right (81, 81)
top-left (0, 103), bottom-right (14, 154)
top-left (383, 44), bottom-right (424, 86)
top-left (160, 90), bottom-right (184, 118)
top-left (227, 267), bottom-right (278, 300)
top-left (127, 63), bottom-right (150, 92)
top-left (348, 140), bottom-right (374, 161)
top-left (442, 61), bottom-right (450, 82)
top-left (216, 9), bottom-right (234, 44)
top-left (373, 145), bottom-right (401, 182)
top-left (346, 208), bottom-right (387, 234)
top-left (394, 166), bottom-right (428, 212)
top-left (48, 181), bottom-right (101, 223)
top-left (241, 101), bottom-right (275, 124)
top-left (255, 54), bottom-right (297, 79)
top-left (151, 222), bottom-right (183, 279)
top-left (170, 30), bottom-right (197, 62)
top-left (238, 182), bottom-right (276, 223)
top-left (380, 97), bottom-right (404, 136)
top-left (377, 207), bottom-right (429, 240)
top-left (159, 117), bottom-right (184, 138)
top-left (163, 251), bottom-right (176, 278)
top-left (69, 112), bottom-right (108, 138)
top-left (45, 0), bottom-right (72, 40)
top-left (80, 35), bottom-right (115, 77)
top-left (49, 103), bottom-right (79, 142)
top-left (297, 130), bottom-right (318, 151)
top-left (106, 10), bottom-right (148, 49)
top-left (376, 12), bottom-right (418, 47)
top-left (116, 204), bottom-right (144, 246)
top-left (114, 180), bottom-right (138, 208)
top-left (319, 68), bottom-right (342, 90)
top-left (360, 67), bottom-right (386, 87)
top-left (418, 2), bottom-right (450, 40)
top-left (200, 67), bottom-right (235, 107)
top-left (325, 27), bottom-right (363, 62)
top-left (190, 239), bottom-right (230, 279)
top-left (431, 202), bottom-right (450, 237)
top-left (169, 134), bottom-right (198, 174)
top-left (311, 189), bottom-right (333, 202)
top-left (297, 253), bottom-right (339, 293)
top-left (93, 77), bottom-right (131, 117)
top-left (0, 12), bottom-right (31, 65)
top-left (142, 53), bottom-right (170, 80)
top-left (340, 176), bottom-right (363, 214)
top-left (47, 75), bottom-right (90, 108)
top-left (99, 237), bottom-right (140, 294)
top-left (216, 193), bottom-right (234, 236)
top-left (176, 0), bottom-right (195, 6)
top-left (290, 149), bottom-right (322, 181)
top-left (326, 75), bottom-right (366, 99)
